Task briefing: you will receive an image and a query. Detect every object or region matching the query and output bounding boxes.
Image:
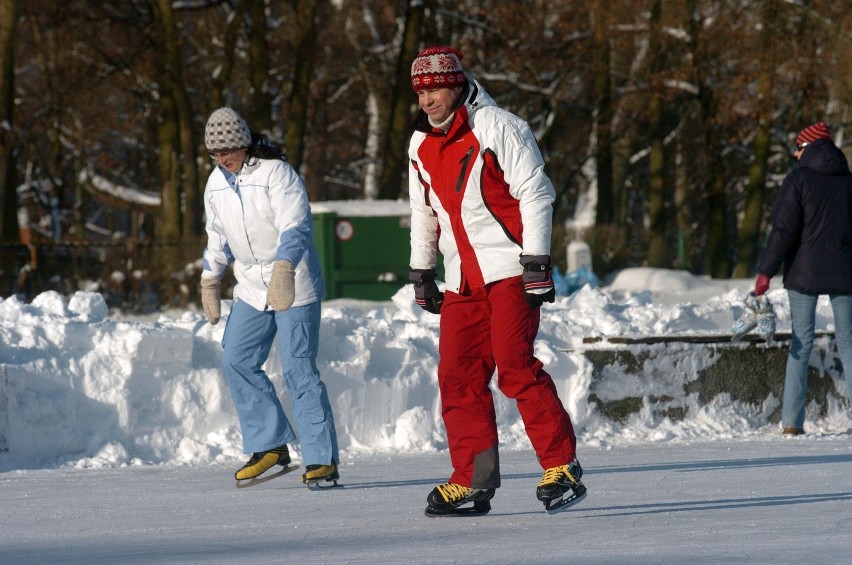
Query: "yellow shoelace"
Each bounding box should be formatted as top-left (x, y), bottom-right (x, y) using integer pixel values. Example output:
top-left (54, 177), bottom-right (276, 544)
top-left (436, 482), bottom-right (472, 502)
top-left (538, 464), bottom-right (576, 487)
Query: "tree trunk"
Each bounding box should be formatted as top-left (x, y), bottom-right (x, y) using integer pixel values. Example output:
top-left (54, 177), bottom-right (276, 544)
top-left (592, 0), bottom-right (613, 227)
top-left (153, 0), bottom-right (200, 237)
top-left (674, 133), bottom-right (689, 269)
top-left (27, 11), bottom-right (72, 241)
top-left (377, 0), bottom-right (425, 200)
top-left (363, 91), bottom-right (380, 199)
top-left (152, 1), bottom-right (180, 240)
top-left (646, 0), bottom-right (667, 268)
top-left (157, 90), bottom-right (181, 241)
top-left (246, 0), bottom-right (272, 133)
top-left (733, 3), bottom-right (776, 278)
top-left (285, 1), bottom-right (319, 171)
top-left (0, 0), bottom-right (19, 240)
top-left (735, 124), bottom-right (771, 277)
top-left (685, 0), bottom-right (730, 278)
top-left (703, 173), bottom-right (730, 277)
top-left (208, 2), bottom-right (244, 112)
top-left (612, 125), bottom-right (636, 230)
top-left (646, 93), bottom-right (666, 267)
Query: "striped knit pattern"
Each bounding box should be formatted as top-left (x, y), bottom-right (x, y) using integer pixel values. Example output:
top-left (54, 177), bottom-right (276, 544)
top-left (796, 122), bottom-right (832, 145)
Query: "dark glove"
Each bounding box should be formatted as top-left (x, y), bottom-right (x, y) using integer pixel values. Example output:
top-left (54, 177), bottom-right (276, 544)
top-left (754, 273), bottom-right (770, 296)
top-left (520, 254), bottom-right (555, 308)
top-left (409, 269), bottom-right (444, 314)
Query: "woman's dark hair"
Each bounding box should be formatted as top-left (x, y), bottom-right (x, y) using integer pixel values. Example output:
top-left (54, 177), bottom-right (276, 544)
top-left (248, 133), bottom-right (286, 160)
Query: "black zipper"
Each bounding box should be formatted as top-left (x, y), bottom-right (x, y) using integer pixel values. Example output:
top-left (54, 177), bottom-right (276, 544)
top-left (455, 147), bottom-right (474, 192)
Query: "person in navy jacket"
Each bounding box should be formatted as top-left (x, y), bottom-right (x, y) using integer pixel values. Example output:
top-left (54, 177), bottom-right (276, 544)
top-left (407, 47), bottom-right (586, 515)
top-left (200, 107), bottom-right (339, 486)
top-left (756, 122), bottom-right (852, 435)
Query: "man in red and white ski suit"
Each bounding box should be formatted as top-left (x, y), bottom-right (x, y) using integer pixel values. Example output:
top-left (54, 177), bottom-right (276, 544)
top-left (408, 46), bottom-right (585, 516)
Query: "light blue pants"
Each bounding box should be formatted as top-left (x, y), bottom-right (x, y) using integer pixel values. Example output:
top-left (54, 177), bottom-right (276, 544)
top-left (782, 290), bottom-right (852, 428)
top-left (221, 299), bottom-right (338, 466)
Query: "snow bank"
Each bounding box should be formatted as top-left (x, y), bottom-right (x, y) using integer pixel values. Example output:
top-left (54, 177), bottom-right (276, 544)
top-left (1, 269), bottom-right (850, 471)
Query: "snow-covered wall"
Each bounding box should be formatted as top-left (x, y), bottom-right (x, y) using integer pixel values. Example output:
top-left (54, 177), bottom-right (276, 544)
top-left (580, 338), bottom-right (844, 430)
top-left (1, 275), bottom-right (850, 471)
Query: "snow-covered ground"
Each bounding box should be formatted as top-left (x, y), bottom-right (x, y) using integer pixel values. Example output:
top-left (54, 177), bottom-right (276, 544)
top-left (2, 268), bottom-right (851, 563)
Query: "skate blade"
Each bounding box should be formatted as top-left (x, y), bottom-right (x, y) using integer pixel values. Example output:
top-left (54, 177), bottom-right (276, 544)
top-left (424, 505), bottom-right (490, 518)
top-left (544, 486), bottom-right (587, 515)
top-left (730, 323), bottom-right (757, 342)
top-left (235, 464), bottom-right (299, 489)
top-left (305, 479), bottom-right (342, 491)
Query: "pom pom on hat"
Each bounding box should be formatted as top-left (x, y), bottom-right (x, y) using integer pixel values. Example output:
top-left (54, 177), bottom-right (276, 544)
top-left (411, 46), bottom-right (466, 91)
top-left (205, 107), bottom-right (251, 152)
top-left (796, 122), bottom-right (832, 145)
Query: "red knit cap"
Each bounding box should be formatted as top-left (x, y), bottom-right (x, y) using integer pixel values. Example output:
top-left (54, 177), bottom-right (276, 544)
top-left (411, 46), bottom-right (466, 91)
top-left (796, 122), bottom-right (832, 145)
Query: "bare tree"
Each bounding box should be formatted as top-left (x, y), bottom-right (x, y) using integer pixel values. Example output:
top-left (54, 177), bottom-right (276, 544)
top-left (378, 0), bottom-right (426, 200)
top-left (284, 0), bottom-right (321, 171)
top-left (645, 0), bottom-right (667, 267)
top-left (206, 3), bottom-right (244, 111)
top-left (151, 0), bottom-right (200, 238)
top-left (245, 0), bottom-right (272, 133)
top-left (592, 0), bottom-right (614, 228)
top-left (0, 0), bottom-right (19, 240)
top-left (4, 0), bottom-right (852, 302)
top-left (733, 1), bottom-right (778, 278)
top-left (690, 1), bottom-right (731, 278)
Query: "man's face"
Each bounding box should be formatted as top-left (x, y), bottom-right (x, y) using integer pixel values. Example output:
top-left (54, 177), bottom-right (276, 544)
top-left (417, 87), bottom-right (462, 124)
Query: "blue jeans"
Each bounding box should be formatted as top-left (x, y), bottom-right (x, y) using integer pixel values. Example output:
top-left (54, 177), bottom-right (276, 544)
top-left (782, 290), bottom-right (852, 428)
top-left (221, 299), bottom-right (338, 466)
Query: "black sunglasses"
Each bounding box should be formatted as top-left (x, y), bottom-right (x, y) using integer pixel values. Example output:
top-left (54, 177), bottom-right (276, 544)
top-left (795, 142), bottom-right (808, 152)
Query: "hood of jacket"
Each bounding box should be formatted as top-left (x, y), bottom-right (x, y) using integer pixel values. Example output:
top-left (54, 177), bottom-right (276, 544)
top-left (798, 138), bottom-right (850, 176)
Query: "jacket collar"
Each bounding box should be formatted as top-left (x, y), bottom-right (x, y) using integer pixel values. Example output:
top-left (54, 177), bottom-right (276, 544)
top-left (412, 80), bottom-right (492, 135)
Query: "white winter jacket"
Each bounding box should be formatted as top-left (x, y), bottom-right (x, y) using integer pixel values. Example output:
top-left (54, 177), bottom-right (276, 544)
top-left (201, 157), bottom-right (323, 311)
top-left (408, 79), bottom-right (555, 293)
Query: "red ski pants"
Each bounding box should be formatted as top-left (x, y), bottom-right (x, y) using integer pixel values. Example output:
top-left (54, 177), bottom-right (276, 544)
top-left (438, 277), bottom-right (576, 489)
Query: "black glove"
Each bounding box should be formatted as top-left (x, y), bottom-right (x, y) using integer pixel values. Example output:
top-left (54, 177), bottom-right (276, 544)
top-left (520, 254), bottom-right (555, 308)
top-left (409, 269), bottom-right (444, 314)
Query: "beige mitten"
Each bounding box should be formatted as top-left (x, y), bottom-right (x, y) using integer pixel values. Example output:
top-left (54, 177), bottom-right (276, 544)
top-left (200, 277), bottom-right (221, 325)
top-left (266, 260), bottom-right (295, 311)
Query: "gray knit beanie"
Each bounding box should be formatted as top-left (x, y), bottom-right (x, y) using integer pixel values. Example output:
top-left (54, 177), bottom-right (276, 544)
top-left (205, 107), bottom-right (251, 152)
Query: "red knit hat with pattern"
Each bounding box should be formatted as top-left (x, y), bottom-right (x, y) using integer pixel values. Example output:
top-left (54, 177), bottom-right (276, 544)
top-left (411, 46), bottom-right (466, 91)
top-left (796, 122), bottom-right (832, 145)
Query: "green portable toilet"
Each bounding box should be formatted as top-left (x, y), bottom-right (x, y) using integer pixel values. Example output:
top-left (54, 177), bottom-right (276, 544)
top-left (311, 200), bottom-right (414, 300)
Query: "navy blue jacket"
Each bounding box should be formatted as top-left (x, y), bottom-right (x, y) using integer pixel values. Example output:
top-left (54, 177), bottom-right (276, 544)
top-left (758, 138), bottom-right (852, 295)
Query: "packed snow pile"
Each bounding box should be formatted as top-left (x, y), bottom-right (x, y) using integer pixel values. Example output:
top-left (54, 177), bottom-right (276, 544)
top-left (1, 268), bottom-right (850, 471)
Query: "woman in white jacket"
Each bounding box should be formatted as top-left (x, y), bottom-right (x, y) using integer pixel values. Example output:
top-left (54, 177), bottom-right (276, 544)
top-left (199, 107), bottom-right (338, 487)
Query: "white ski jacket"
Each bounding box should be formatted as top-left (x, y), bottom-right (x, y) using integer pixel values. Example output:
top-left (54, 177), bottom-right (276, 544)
top-left (201, 157), bottom-right (323, 311)
top-left (408, 79), bottom-right (555, 293)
